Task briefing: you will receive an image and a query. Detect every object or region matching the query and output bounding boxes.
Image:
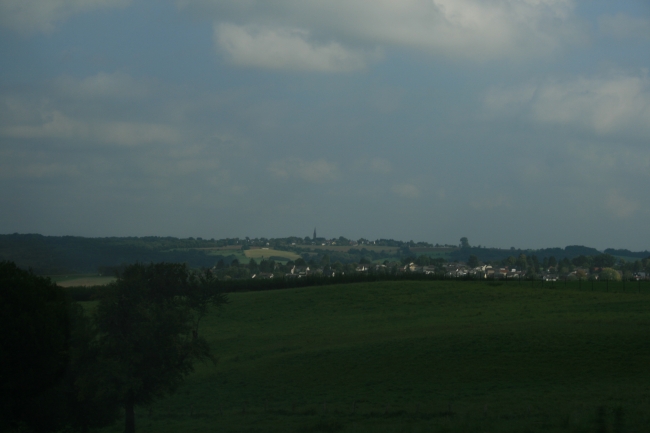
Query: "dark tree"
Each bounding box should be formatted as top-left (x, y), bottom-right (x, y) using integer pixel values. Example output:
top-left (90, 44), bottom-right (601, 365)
top-left (571, 255), bottom-right (590, 268)
top-left (401, 255), bottom-right (416, 265)
top-left (531, 255), bottom-right (540, 273)
top-left (64, 302), bottom-right (121, 433)
top-left (0, 261), bottom-right (71, 432)
top-left (593, 254), bottom-right (616, 269)
top-left (259, 259), bottom-right (276, 273)
top-left (460, 237), bottom-right (470, 249)
top-left (320, 254), bottom-right (330, 266)
top-left (516, 254), bottom-right (528, 271)
top-left (467, 255), bottom-right (479, 268)
top-left (93, 263), bottom-right (227, 433)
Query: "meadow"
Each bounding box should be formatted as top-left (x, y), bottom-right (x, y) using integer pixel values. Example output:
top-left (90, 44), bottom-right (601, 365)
top-left (301, 245), bottom-right (402, 254)
top-left (95, 280), bottom-right (650, 433)
top-left (244, 248), bottom-right (301, 262)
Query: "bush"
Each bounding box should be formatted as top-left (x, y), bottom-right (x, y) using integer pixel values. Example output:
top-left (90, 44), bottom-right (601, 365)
top-left (600, 268), bottom-right (621, 281)
top-left (63, 285), bottom-right (102, 301)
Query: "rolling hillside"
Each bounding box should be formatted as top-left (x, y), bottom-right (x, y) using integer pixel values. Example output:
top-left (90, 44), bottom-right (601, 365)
top-left (96, 279), bottom-right (650, 433)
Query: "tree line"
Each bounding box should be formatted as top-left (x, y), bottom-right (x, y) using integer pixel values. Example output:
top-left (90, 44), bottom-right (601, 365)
top-left (468, 252), bottom-right (650, 278)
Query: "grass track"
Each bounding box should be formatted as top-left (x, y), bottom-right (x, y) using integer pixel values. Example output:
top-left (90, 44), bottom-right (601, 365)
top-left (97, 280), bottom-right (650, 432)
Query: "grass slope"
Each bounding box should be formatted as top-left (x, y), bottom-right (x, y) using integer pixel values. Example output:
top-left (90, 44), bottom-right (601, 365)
top-left (99, 281), bottom-right (650, 433)
top-left (244, 249), bottom-right (301, 261)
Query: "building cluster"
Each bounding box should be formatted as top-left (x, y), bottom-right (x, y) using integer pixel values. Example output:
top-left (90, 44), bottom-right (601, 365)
top-left (246, 262), bottom-right (648, 281)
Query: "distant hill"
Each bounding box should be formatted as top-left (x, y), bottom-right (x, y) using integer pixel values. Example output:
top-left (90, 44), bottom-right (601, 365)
top-left (604, 248), bottom-right (650, 260)
top-left (2, 233), bottom-right (647, 275)
top-left (449, 245), bottom-right (603, 263)
top-left (0, 234), bottom-right (225, 274)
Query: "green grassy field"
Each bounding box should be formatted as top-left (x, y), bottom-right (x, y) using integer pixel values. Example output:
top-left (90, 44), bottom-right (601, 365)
top-left (96, 280), bottom-right (650, 433)
top-left (295, 245), bottom-right (402, 254)
top-left (244, 248), bottom-right (301, 261)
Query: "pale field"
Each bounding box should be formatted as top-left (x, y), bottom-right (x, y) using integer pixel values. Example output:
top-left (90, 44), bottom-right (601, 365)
top-left (244, 248), bottom-right (301, 261)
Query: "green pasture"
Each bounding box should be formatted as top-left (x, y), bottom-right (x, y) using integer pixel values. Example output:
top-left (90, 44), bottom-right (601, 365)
top-left (407, 247), bottom-right (456, 260)
top-left (206, 250), bottom-right (248, 262)
top-left (298, 245), bottom-right (402, 254)
top-left (96, 280), bottom-right (650, 433)
top-left (244, 248), bottom-right (301, 261)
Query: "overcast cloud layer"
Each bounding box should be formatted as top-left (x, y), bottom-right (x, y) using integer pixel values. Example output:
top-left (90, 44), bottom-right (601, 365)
top-left (1, 0), bottom-right (649, 250)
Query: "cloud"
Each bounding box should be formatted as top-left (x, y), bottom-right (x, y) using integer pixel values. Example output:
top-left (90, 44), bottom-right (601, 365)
top-left (368, 158), bottom-right (393, 174)
top-left (604, 189), bottom-right (639, 219)
top-left (2, 110), bottom-right (182, 146)
top-left (0, 158), bottom-right (80, 179)
top-left (0, 72), bottom-right (183, 146)
top-left (268, 158), bottom-right (339, 183)
top-left (391, 183), bottom-right (420, 199)
top-left (144, 156), bottom-right (222, 179)
top-left (0, 146), bottom-right (82, 181)
top-left (470, 194), bottom-right (512, 210)
top-left (215, 23), bottom-right (372, 72)
top-left (0, 0), bottom-right (130, 33)
top-left (598, 13), bottom-right (650, 41)
top-left (54, 72), bottom-right (149, 100)
top-left (565, 142), bottom-right (650, 178)
top-left (369, 86), bottom-right (405, 113)
top-left (485, 73), bottom-right (650, 136)
top-left (185, 0), bottom-right (580, 65)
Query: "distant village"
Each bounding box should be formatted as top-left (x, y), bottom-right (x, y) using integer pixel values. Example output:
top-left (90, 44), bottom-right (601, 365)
top-left (209, 232), bottom-right (650, 282)
top-left (214, 259), bottom-right (648, 282)
top-left (3, 232), bottom-right (647, 280)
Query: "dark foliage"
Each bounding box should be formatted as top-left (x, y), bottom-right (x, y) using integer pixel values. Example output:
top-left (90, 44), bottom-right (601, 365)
top-left (0, 261), bottom-right (70, 432)
top-left (0, 234), bottom-right (220, 274)
top-left (62, 285), bottom-right (103, 302)
top-left (217, 270), bottom-right (462, 293)
top-left (604, 248), bottom-right (650, 259)
top-left (63, 303), bottom-right (122, 433)
top-left (92, 263), bottom-right (228, 433)
top-left (450, 245), bottom-right (603, 263)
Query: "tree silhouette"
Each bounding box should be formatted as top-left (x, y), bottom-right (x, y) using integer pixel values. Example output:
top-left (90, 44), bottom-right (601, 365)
top-left (0, 261), bottom-right (70, 432)
top-left (93, 263), bottom-right (227, 433)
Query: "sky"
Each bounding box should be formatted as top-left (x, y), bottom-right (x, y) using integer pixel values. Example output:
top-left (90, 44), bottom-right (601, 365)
top-left (1, 0), bottom-right (649, 250)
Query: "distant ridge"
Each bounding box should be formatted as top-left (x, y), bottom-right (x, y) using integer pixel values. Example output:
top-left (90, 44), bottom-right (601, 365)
top-left (449, 245), bottom-right (602, 263)
top-left (604, 248), bottom-right (650, 259)
top-left (1, 233), bottom-right (647, 275)
top-left (0, 233), bottom-right (222, 274)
